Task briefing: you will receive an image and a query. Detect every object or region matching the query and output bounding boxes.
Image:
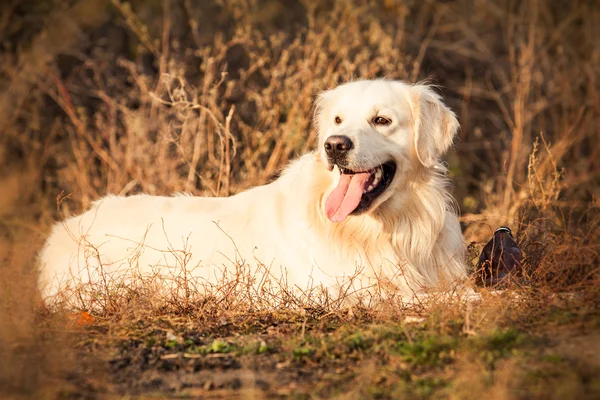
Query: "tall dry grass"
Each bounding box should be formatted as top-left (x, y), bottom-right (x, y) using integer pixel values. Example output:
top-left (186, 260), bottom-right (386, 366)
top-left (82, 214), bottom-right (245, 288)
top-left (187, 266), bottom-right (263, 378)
top-left (0, 0), bottom-right (599, 396)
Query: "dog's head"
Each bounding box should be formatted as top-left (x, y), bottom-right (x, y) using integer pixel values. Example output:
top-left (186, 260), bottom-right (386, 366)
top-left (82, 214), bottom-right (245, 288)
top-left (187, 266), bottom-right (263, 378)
top-left (314, 79), bottom-right (459, 222)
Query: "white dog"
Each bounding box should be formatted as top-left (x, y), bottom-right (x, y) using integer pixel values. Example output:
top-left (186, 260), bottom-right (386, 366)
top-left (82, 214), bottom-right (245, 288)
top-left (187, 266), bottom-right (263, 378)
top-left (38, 79), bottom-right (469, 308)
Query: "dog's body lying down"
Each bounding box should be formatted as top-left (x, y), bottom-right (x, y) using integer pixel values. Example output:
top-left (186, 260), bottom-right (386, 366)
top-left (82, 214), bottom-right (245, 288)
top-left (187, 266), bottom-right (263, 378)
top-left (39, 79), bottom-right (469, 307)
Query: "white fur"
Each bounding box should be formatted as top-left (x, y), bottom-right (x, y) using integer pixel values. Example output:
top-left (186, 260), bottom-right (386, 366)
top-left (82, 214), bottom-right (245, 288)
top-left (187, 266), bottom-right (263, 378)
top-left (38, 79), bottom-right (469, 308)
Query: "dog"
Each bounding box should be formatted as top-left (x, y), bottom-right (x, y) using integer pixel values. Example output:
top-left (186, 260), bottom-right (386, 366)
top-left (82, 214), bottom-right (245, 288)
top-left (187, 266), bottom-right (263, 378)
top-left (38, 79), bottom-right (469, 308)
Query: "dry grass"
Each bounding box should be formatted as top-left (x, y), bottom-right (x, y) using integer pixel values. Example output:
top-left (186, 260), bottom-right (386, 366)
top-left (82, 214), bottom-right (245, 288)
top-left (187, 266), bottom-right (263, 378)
top-left (0, 0), bottom-right (599, 398)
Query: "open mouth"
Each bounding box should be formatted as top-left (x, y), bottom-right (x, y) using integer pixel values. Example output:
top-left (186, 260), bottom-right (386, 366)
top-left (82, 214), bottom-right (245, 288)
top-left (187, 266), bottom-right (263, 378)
top-left (325, 161), bottom-right (397, 222)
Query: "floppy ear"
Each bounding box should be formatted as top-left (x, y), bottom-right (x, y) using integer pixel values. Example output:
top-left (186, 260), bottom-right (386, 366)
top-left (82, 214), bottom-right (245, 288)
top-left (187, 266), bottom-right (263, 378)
top-left (313, 88), bottom-right (333, 146)
top-left (410, 84), bottom-right (460, 168)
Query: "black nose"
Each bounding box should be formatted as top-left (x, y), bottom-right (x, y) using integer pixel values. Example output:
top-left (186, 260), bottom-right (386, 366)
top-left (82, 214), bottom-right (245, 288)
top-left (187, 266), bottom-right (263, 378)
top-left (324, 135), bottom-right (353, 159)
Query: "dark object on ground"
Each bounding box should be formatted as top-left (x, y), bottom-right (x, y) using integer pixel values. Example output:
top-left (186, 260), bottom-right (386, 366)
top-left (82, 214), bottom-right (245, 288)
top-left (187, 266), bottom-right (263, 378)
top-left (475, 227), bottom-right (522, 287)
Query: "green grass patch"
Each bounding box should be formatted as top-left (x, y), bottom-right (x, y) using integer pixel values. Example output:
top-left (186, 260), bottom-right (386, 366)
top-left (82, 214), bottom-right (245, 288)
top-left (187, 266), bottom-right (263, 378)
top-left (395, 335), bottom-right (457, 368)
top-left (471, 328), bottom-right (523, 368)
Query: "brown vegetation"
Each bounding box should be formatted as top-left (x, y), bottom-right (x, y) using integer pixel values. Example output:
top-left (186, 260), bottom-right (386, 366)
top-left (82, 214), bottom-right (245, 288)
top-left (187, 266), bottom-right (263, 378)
top-left (0, 0), bottom-right (598, 398)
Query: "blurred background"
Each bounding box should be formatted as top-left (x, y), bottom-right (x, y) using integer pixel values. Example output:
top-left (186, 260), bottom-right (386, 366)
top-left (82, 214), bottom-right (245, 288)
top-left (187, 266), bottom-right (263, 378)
top-left (1, 0), bottom-right (597, 225)
top-left (0, 0), bottom-right (598, 396)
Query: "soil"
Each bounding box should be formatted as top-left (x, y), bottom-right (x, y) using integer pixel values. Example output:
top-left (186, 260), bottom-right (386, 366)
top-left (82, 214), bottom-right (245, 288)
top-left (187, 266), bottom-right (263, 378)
top-left (58, 304), bottom-right (600, 399)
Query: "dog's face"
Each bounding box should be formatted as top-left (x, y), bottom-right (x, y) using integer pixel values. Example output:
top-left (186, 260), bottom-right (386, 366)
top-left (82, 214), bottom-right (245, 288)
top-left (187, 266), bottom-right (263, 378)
top-left (315, 79), bottom-right (459, 222)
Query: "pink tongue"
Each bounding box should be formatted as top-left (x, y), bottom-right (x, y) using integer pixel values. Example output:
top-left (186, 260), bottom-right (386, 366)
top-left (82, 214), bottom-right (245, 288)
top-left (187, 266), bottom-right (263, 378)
top-left (325, 172), bottom-right (371, 222)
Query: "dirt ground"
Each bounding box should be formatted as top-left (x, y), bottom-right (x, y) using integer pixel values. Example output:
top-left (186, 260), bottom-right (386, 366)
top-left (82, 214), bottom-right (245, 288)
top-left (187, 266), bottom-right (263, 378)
top-left (49, 297), bottom-right (599, 399)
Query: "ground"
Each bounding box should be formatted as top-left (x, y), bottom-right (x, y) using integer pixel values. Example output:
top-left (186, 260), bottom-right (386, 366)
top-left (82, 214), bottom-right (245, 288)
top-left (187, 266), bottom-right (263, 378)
top-left (44, 294), bottom-right (598, 399)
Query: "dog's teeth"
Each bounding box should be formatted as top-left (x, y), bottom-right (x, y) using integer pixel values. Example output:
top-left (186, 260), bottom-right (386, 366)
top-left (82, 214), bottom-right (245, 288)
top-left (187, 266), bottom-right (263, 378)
top-left (370, 168), bottom-right (382, 188)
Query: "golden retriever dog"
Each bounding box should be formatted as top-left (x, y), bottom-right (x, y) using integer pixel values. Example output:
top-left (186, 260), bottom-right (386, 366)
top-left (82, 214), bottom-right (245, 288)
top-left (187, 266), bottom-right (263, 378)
top-left (38, 79), bottom-right (469, 308)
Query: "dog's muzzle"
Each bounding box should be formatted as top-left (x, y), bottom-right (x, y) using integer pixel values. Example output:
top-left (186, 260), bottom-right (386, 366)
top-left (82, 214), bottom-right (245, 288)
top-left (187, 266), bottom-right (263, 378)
top-left (324, 135), bottom-right (353, 166)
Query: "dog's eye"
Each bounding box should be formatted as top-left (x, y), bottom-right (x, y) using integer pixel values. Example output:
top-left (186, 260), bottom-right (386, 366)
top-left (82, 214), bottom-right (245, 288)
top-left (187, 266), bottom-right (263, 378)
top-left (372, 116), bottom-right (391, 126)
top-left (334, 116), bottom-right (342, 124)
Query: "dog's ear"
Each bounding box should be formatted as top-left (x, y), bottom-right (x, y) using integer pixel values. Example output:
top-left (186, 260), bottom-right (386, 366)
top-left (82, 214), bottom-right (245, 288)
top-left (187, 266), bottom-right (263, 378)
top-left (410, 84), bottom-right (459, 168)
top-left (313, 89), bottom-right (332, 137)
